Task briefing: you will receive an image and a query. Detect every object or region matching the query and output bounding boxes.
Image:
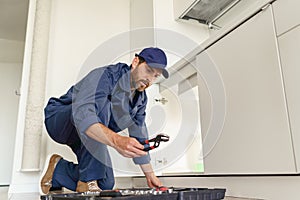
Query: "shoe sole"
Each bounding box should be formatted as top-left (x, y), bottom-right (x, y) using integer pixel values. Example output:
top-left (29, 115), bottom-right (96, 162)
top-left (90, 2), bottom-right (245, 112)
top-left (39, 154), bottom-right (62, 195)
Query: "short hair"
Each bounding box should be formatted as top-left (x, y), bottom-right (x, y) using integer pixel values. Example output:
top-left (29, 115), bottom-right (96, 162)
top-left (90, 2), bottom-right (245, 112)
top-left (136, 55), bottom-right (145, 64)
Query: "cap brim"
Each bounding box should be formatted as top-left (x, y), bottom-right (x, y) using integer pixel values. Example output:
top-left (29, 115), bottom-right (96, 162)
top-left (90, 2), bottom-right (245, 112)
top-left (162, 69), bottom-right (169, 79)
top-left (149, 65), bottom-right (169, 79)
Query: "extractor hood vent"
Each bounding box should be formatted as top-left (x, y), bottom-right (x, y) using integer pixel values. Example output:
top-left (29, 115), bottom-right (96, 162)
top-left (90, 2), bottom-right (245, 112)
top-left (175, 0), bottom-right (241, 29)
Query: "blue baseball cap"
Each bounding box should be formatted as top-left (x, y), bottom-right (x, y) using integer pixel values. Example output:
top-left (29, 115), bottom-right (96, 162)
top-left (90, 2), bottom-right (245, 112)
top-left (135, 47), bottom-right (169, 79)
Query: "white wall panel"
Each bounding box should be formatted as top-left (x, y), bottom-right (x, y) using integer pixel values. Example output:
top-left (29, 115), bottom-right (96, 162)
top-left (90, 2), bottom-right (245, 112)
top-left (278, 26), bottom-right (300, 172)
top-left (273, 0), bottom-right (300, 36)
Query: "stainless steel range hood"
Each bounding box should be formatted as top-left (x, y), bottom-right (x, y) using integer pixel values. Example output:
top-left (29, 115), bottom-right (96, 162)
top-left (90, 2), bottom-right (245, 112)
top-left (174, 0), bottom-right (241, 29)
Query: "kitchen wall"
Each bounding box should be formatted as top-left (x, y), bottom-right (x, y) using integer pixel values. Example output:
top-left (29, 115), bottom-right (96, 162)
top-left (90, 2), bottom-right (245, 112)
top-left (153, 0), bottom-right (208, 49)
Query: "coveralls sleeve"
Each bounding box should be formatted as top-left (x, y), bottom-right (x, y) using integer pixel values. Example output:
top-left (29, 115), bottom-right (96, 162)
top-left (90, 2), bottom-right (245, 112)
top-left (72, 68), bottom-right (112, 138)
top-left (128, 98), bottom-right (151, 165)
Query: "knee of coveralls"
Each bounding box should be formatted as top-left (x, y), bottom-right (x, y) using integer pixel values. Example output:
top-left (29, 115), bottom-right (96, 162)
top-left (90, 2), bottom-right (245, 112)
top-left (97, 167), bottom-right (115, 190)
top-left (51, 158), bottom-right (80, 192)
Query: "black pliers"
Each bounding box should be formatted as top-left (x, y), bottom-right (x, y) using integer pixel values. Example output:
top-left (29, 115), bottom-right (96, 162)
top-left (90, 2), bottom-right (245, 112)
top-left (141, 134), bottom-right (170, 151)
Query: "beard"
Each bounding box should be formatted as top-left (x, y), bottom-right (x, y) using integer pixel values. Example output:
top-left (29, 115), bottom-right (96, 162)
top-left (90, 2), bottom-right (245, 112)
top-left (135, 79), bottom-right (150, 91)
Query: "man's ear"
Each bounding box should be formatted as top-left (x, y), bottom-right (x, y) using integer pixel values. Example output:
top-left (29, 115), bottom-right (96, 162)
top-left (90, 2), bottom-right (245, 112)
top-left (131, 56), bottom-right (139, 69)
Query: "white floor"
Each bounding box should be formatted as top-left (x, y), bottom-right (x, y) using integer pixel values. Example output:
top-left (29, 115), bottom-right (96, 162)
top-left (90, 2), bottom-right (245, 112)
top-left (0, 187), bottom-right (39, 200)
top-left (0, 187), bottom-right (8, 200)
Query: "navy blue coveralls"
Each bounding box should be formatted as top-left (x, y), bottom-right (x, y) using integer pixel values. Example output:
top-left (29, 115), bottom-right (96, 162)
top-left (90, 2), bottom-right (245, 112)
top-left (44, 63), bottom-right (150, 191)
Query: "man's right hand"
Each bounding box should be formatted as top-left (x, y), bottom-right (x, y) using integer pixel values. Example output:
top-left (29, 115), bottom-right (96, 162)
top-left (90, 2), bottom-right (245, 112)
top-left (112, 134), bottom-right (147, 158)
top-left (86, 123), bottom-right (147, 158)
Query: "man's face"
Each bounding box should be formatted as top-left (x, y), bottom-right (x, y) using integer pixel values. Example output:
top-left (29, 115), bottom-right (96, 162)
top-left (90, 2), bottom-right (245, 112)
top-left (130, 57), bottom-right (162, 92)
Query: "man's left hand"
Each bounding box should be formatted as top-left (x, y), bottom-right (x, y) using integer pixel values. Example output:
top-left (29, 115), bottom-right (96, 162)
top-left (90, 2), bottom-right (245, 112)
top-left (140, 163), bottom-right (162, 188)
top-left (144, 171), bottom-right (162, 188)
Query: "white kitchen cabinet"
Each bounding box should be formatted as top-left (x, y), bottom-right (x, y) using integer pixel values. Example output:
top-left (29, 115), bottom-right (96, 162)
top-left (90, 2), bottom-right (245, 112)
top-left (273, 0), bottom-right (300, 36)
top-left (278, 26), bottom-right (300, 173)
top-left (197, 6), bottom-right (295, 174)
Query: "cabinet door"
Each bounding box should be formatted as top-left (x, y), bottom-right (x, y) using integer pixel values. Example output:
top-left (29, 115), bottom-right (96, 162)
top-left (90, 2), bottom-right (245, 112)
top-left (278, 26), bottom-right (300, 172)
top-left (197, 6), bottom-right (295, 174)
top-left (273, 0), bottom-right (300, 36)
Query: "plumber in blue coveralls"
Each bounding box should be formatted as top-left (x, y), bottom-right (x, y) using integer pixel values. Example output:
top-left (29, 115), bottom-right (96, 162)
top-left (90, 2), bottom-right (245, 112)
top-left (40, 47), bottom-right (169, 194)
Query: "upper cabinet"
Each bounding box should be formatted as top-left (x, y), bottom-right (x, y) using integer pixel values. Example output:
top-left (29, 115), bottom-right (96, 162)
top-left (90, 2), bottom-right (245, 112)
top-left (273, 0), bottom-right (300, 36)
top-left (197, 5), bottom-right (295, 174)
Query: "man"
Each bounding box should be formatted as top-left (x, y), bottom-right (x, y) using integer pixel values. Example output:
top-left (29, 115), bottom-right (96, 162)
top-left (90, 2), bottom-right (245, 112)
top-left (40, 47), bottom-right (169, 194)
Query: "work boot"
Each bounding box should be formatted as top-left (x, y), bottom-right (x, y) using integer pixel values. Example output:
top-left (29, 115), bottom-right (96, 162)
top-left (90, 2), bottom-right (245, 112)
top-left (76, 180), bottom-right (102, 193)
top-left (40, 154), bottom-right (62, 194)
